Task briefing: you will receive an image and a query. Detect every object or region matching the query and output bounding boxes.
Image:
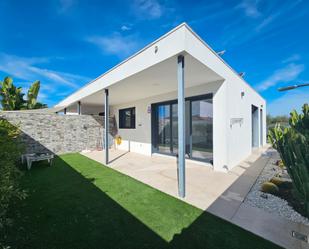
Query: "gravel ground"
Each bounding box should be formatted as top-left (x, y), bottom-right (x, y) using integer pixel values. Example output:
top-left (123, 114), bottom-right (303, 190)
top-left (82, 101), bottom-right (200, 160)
top-left (243, 149), bottom-right (309, 226)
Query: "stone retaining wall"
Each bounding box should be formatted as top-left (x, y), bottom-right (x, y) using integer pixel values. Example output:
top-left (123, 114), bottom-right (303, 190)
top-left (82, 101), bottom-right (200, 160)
top-left (0, 112), bottom-right (116, 154)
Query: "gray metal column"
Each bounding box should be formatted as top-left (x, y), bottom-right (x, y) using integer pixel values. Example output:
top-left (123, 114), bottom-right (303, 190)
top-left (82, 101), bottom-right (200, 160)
top-left (104, 89), bottom-right (109, 165)
top-left (77, 101), bottom-right (81, 115)
top-left (177, 55), bottom-right (185, 198)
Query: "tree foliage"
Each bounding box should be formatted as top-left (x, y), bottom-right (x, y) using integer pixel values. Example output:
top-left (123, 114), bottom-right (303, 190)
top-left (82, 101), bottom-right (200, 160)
top-left (0, 77), bottom-right (47, 110)
top-left (0, 119), bottom-right (27, 231)
top-left (26, 80), bottom-right (41, 109)
top-left (0, 77), bottom-right (24, 111)
top-left (266, 114), bottom-right (289, 129)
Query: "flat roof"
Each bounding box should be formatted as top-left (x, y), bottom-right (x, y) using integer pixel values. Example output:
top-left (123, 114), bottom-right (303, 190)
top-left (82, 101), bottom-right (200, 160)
top-left (55, 22), bottom-right (264, 108)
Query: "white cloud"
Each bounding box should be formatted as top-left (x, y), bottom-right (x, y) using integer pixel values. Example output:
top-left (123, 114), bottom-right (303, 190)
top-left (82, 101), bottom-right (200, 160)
top-left (255, 13), bottom-right (279, 32)
top-left (220, 1), bottom-right (304, 48)
top-left (236, 0), bottom-right (261, 18)
top-left (0, 53), bottom-right (89, 89)
top-left (121, 25), bottom-right (132, 31)
top-left (190, 8), bottom-right (234, 25)
top-left (256, 63), bottom-right (305, 91)
top-left (254, 1), bottom-right (303, 32)
top-left (282, 54), bottom-right (301, 63)
top-left (87, 33), bottom-right (141, 58)
top-left (133, 0), bottom-right (164, 19)
top-left (268, 89), bottom-right (309, 116)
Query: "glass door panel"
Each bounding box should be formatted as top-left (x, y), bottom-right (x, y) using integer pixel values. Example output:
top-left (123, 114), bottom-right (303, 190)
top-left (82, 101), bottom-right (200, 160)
top-left (153, 95), bottom-right (213, 163)
top-left (171, 103), bottom-right (178, 155)
top-left (185, 101), bottom-right (191, 158)
top-left (157, 104), bottom-right (171, 154)
top-left (191, 99), bottom-right (213, 161)
top-left (171, 102), bottom-right (191, 156)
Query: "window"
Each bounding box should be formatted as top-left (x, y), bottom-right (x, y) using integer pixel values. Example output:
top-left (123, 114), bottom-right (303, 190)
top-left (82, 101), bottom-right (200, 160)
top-left (119, 107), bottom-right (136, 129)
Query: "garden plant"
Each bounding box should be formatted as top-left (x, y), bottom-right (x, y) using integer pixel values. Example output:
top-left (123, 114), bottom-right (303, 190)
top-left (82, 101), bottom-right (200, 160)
top-left (0, 119), bottom-right (26, 247)
top-left (268, 103), bottom-right (309, 216)
top-left (0, 76), bottom-right (47, 110)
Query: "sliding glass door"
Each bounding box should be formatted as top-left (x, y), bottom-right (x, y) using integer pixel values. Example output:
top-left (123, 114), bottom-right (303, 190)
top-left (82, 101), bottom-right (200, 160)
top-left (191, 98), bottom-right (213, 161)
top-left (152, 94), bottom-right (213, 162)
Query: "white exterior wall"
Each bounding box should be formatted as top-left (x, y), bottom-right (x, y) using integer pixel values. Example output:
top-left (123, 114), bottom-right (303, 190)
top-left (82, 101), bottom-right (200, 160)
top-left (212, 80), bottom-right (229, 171)
top-left (225, 77), bottom-right (266, 169)
top-left (65, 104), bottom-right (103, 115)
top-left (108, 77), bottom-right (266, 172)
top-left (182, 27), bottom-right (266, 171)
top-left (107, 27), bottom-right (267, 172)
top-left (110, 81), bottom-right (223, 157)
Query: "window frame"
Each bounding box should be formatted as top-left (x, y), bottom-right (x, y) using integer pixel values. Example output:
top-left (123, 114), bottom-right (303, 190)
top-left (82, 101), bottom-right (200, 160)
top-left (119, 107), bottom-right (136, 129)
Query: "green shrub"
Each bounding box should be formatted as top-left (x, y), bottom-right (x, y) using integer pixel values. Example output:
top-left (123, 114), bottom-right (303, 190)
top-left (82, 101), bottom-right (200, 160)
top-left (261, 182), bottom-right (279, 194)
top-left (0, 119), bottom-right (26, 229)
top-left (268, 103), bottom-right (309, 216)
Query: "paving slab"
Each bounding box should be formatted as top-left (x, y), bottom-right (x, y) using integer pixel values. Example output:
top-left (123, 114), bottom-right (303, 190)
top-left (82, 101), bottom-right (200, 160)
top-left (232, 205), bottom-right (303, 249)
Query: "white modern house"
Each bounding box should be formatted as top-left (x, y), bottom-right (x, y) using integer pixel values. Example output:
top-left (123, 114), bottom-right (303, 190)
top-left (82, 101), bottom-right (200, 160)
top-left (55, 23), bottom-right (266, 197)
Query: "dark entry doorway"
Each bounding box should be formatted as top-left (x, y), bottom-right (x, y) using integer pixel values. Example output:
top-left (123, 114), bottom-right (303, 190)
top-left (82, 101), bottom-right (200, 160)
top-left (252, 105), bottom-right (259, 148)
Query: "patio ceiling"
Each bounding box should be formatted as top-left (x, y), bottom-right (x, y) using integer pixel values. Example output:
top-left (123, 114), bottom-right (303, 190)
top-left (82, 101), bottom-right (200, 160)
top-left (74, 54), bottom-right (222, 107)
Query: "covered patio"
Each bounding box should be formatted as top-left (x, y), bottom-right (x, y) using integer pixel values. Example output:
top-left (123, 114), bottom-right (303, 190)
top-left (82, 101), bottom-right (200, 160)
top-left (55, 23), bottom-right (267, 199)
top-left (58, 44), bottom-right (226, 199)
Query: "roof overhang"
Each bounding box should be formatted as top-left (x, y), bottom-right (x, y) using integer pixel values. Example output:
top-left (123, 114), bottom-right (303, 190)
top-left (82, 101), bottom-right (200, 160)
top-left (55, 23), bottom-right (262, 109)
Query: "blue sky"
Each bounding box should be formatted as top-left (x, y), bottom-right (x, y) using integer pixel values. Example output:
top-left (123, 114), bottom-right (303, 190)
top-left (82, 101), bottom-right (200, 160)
top-left (0, 0), bottom-right (308, 116)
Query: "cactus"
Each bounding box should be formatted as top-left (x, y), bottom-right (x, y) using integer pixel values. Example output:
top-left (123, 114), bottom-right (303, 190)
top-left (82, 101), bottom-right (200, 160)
top-left (268, 103), bottom-right (309, 216)
top-left (270, 177), bottom-right (292, 189)
top-left (261, 182), bottom-right (279, 194)
top-left (270, 177), bottom-right (285, 186)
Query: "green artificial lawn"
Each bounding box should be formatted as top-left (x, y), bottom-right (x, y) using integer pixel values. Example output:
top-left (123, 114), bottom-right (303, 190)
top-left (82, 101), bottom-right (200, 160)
top-left (3, 153), bottom-right (282, 249)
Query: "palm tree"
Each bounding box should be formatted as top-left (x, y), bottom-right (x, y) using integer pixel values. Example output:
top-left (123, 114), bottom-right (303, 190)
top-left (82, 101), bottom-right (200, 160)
top-left (0, 77), bottom-right (24, 110)
top-left (27, 80), bottom-right (40, 109)
top-left (0, 77), bottom-right (47, 110)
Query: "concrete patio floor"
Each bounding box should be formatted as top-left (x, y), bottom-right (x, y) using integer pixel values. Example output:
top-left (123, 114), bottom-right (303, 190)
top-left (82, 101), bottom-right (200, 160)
top-left (81, 148), bottom-right (266, 210)
top-left (81, 147), bottom-right (309, 249)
